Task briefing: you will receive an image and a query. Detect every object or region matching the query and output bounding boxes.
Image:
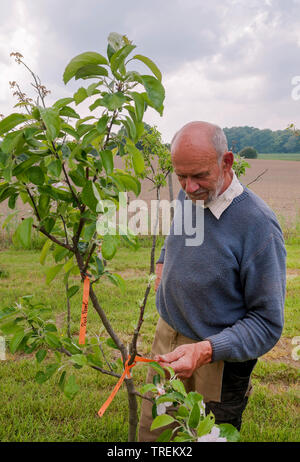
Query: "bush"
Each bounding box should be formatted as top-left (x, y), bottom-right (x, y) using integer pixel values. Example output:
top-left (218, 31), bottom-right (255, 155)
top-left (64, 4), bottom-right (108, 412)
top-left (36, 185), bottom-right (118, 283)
top-left (238, 146), bottom-right (258, 159)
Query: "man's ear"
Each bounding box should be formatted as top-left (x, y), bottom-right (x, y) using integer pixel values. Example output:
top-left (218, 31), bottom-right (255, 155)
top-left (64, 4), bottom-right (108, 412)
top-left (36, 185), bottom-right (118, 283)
top-left (222, 151), bottom-right (234, 171)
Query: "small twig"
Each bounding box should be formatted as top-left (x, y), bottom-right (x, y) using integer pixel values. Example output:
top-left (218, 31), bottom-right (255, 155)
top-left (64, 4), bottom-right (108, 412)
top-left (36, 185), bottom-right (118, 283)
top-left (246, 169), bottom-right (268, 187)
top-left (60, 346), bottom-right (121, 378)
top-left (99, 342), bottom-right (113, 372)
top-left (132, 391), bottom-right (154, 403)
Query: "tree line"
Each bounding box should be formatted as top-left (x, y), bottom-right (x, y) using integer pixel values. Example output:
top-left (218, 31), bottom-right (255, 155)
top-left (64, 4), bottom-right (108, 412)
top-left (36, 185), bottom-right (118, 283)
top-left (223, 126), bottom-right (300, 154)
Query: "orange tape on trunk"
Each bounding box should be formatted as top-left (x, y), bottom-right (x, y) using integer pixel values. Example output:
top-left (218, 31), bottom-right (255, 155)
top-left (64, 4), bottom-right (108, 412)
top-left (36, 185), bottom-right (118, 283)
top-left (79, 276), bottom-right (90, 345)
top-left (98, 355), bottom-right (154, 417)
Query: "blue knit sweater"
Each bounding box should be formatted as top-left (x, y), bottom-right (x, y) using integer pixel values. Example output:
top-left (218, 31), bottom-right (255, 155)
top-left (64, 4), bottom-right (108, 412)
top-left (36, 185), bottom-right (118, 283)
top-left (156, 186), bottom-right (286, 362)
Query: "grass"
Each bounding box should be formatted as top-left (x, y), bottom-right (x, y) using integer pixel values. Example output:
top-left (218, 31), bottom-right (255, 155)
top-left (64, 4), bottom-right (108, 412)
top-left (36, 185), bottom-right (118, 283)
top-left (0, 239), bottom-right (299, 442)
top-left (257, 152), bottom-right (300, 161)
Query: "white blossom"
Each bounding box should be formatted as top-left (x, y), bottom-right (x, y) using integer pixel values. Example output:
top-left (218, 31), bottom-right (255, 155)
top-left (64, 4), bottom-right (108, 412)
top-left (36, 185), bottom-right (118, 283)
top-left (156, 401), bottom-right (173, 415)
top-left (197, 426), bottom-right (227, 443)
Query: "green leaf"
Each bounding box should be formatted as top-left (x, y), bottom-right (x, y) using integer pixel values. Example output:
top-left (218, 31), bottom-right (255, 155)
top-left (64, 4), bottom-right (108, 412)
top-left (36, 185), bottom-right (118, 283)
top-left (36, 349), bottom-right (47, 364)
top-left (106, 338), bottom-right (118, 349)
top-left (81, 180), bottom-right (98, 212)
top-left (218, 423), bottom-right (240, 442)
top-left (141, 75), bottom-right (165, 113)
top-left (69, 168), bottom-right (86, 187)
top-left (149, 362), bottom-right (165, 379)
top-left (188, 402), bottom-right (200, 429)
top-left (35, 371), bottom-right (49, 384)
top-left (0, 306), bottom-right (17, 321)
top-left (38, 194), bottom-right (51, 218)
top-left (197, 415), bottom-right (215, 437)
top-left (185, 391), bottom-right (204, 409)
top-left (106, 273), bottom-right (125, 292)
top-left (126, 140), bottom-right (144, 174)
top-left (150, 414), bottom-right (175, 431)
top-left (139, 383), bottom-right (157, 394)
top-left (81, 128), bottom-right (100, 148)
top-left (176, 405), bottom-right (189, 418)
top-left (28, 166), bottom-right (45, 185)
top-left (111, 44), bottom-right (136, 76)
top-left (63, 374), bottom-right (80, 400)
top-left (10, 329), bottom-right (25, 353)
top-left (101, 235), bottom-right (117, 260)
top-left (63, 52), bottom-right (108, 84)
top-left (45, 323), bottom-right (57, 332)
top-left (130, 92), bottom-right (145, 122)
top-left (73, 87), bottom-right (88, 105)
top-left (75, 64), bottom-right (108, 79)
top-left (12, 155), bottom-right (40, 177)
top-left (70, 354), bottom-right (87, 366)
top-left (53, 98), bottom-right (74, 109)
top-left (156, 428), bottom-right (173, 443)
top-left (44, 332), bottom-right (61, 349)
top-left (101, 92), bottom-right (127, 111)
top-left (67, 285), bottom-right (80, 298)
top-left (58, 371), bottom-right (67, 391)
top-left (132, 54), bottom-right (162, 81)
top-left (39, 107), bottom-right (61, 141)
top-left (13, 217), bottom-right (33, 249)
top-left (171, 379), bottom-right (187, 396)
top-left (100, 149), bottom-right (114, 174)
top-left (39, 239), bottom-right (52, 265)
top-left (47, 160), bottom-right (62, 178)
top-left (96, 115), bottom-right (109, 135)
top-left (0, 113), bottom-right (27, 135)
top-left (59, 106), bottom-right (80, 119)
top-left (45, 264), bottom-right (64, 285)
top-left (1, 131), bottom-right (24, 154)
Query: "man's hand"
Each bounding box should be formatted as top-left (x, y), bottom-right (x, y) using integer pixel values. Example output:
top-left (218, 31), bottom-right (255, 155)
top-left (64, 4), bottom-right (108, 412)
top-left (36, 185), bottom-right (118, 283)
top-left (154, 341), bottom-right (213, 379)
top-left (155, 263), bottom-right (163, 292)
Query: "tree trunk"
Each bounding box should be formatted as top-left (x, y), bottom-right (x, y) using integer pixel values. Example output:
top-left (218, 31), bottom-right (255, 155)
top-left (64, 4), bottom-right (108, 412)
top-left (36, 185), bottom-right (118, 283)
top-left (125, 378), bottom-right (139, 442)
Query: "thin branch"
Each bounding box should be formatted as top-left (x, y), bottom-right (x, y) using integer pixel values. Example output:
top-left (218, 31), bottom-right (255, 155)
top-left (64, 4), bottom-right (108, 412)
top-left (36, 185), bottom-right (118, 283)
top-left (60, 214), bottom-right (69, 246)
top-left (132, 390), bottom-right (154, 403)
top-left (99, 342), bottom-right (113, 372)
top-left (246, 169), bottom-right (268, 187)
top-left (82, 242), bottom-right (97, 276)
top-left (25, 185), bottom-right (41, 221)
top-left (60, 346), bottom-right (121, 378)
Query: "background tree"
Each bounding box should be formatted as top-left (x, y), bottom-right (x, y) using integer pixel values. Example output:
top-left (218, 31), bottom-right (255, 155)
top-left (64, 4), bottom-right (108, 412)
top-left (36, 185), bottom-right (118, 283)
top-left (238, 146), bottom-right (258, 159)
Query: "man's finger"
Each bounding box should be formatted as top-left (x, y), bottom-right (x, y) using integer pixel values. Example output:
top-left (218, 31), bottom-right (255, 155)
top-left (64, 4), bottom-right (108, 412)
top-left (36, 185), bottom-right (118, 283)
top-left (154, 348), bottom-right (183, 364)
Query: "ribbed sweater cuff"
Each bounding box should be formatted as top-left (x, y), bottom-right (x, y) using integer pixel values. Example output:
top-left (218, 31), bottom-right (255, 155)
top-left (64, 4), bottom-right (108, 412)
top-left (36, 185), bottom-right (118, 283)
top-left (206, 332), bottom-right (232, 362)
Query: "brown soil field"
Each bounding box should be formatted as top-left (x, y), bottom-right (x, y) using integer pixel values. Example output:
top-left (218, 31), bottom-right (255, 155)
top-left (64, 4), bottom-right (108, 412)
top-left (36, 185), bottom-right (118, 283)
top-left (0, 158), bottom-right (299, 225)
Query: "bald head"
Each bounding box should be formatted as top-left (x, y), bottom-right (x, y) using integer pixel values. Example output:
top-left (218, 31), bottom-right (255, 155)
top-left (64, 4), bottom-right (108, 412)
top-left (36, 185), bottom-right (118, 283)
top-left (171, 121), bottom-right (233, 204)
top-left (171, 121), bottom-right (228, 164)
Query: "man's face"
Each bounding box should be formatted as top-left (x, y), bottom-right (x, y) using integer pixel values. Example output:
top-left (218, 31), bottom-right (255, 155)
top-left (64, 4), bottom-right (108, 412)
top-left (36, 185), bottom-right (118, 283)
top-left (172, 139), bottom-right (225, 205)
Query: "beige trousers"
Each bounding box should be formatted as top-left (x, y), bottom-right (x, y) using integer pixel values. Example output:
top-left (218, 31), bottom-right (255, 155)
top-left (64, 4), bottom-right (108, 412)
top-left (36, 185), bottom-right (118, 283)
top-left (138, 317), bottom-right (225, 442)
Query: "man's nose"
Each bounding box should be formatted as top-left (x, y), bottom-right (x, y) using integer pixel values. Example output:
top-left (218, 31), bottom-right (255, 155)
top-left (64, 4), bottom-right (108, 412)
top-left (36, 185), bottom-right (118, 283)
top-left (185, 177), bottom-right (199, 194)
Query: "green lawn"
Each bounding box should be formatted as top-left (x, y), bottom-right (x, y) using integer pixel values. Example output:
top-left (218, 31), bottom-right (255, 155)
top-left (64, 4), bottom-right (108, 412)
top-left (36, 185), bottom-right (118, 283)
top-left (257, 152), bottom-right (300, 161)
top-left (0, 241), bottom-right (299, 442)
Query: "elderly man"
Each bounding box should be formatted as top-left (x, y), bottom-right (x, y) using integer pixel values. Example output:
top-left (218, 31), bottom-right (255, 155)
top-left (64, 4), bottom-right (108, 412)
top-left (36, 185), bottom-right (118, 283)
top-left (138, 121), bottom-right (286, 442)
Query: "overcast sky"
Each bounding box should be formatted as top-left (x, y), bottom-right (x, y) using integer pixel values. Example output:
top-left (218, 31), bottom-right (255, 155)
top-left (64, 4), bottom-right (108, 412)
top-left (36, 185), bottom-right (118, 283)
top-left (1, 0), bottom-right (300, 143)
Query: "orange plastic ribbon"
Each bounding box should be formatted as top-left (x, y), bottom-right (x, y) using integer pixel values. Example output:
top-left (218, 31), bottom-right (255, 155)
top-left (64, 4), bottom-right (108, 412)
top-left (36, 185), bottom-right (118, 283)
top-left (79, 276), bottom-right (90, 345)
top-left (98, 355), bottom-right (154, 417)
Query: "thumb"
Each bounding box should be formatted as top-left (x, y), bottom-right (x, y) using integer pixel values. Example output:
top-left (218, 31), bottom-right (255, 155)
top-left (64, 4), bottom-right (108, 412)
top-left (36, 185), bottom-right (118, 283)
top-left (155, 347), bottom-right (182, 364)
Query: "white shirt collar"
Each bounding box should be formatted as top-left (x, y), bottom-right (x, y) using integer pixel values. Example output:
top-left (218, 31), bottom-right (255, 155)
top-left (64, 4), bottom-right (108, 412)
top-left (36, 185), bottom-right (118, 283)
top-left (185, 171), bottom-right (244, 219)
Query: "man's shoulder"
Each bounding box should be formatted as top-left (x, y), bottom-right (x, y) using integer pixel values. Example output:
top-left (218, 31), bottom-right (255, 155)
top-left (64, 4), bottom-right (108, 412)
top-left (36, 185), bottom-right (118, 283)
top-left (232, 185), bottom-right (282, 235)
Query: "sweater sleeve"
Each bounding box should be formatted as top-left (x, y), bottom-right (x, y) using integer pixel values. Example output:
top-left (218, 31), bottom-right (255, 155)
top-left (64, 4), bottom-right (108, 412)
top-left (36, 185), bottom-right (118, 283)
top-left (206, 232), bottom-right (286, 362)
